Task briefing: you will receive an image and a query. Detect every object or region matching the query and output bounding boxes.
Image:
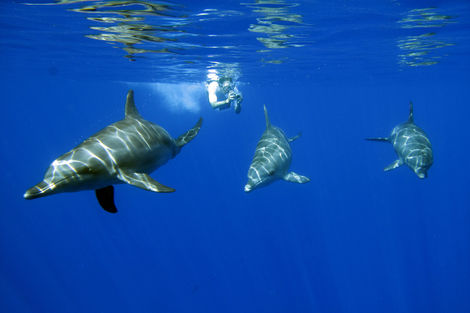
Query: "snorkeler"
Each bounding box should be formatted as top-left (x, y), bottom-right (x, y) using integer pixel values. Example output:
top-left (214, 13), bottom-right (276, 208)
top-left (206, 76), bottom-right (243, 114)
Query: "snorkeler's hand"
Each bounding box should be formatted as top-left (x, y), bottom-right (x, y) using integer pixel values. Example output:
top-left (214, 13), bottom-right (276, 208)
top-left (228, 91), bottom-right (237, 101)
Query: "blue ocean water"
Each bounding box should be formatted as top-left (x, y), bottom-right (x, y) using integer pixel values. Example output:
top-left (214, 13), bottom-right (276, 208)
top-left (1, 0), bottom-right (470, 312)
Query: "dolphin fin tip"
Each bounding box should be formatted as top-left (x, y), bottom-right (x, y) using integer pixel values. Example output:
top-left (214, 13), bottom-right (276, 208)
top-left (125, 90), bottom-right (140, 118)
top-left (95, 186), bottom-right (118, 213)
top-left (263, 104), bottom-right (271, 127)
top-left (284, 172), bottom-right (310, 184)
top-left (365, 137), bottom-right (389, 142)
top-left (384, 159), bottom-right (403, 172)
top-left (288, 132), bottom-right (302, 142)
top-left (175, 118), bottom-right (203, 148)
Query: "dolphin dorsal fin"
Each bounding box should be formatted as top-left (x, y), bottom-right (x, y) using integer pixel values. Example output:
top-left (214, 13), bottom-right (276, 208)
top-left (264, 105), bottom-right (271, 128)
top-left (408, 101), bottom-right (414, 123)
top-left (125, 90), bottom-right (141, 118)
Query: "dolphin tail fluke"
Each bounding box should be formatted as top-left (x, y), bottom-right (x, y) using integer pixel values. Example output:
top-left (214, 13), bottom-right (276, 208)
top-left (384, 159), bottom-right (403, 172)
top-left (365, 137), bottom-right (390, 142)
top-left (117, 169), bottom-right (175, 193)
top-left (175, 117), bottom-right (203, 148)
top-left (408, 101), bottom-right (414, 123)
top-left (263, 105), bottom-right (271, 128)
top-left (283, 172), bottom-right (310, 184)
top-left (288, 132), bottom-right (302, 142)
top-left (95, 186), bottom-right (118, 213)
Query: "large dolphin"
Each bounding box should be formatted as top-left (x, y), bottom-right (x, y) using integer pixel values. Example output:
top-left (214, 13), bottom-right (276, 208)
top-left (244, 105), bottom-right (310, 192)
top-left (24, 90), bottom-right (202, 213)
top-left (366, 101), bottom-right (433, 178)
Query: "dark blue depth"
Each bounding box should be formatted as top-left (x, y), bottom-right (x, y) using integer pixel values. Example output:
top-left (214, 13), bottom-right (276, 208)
top-left (1, 1), bottom-right (469, 313)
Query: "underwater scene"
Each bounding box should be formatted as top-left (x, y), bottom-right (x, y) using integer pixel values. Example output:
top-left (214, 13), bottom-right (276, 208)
top-left (1, 0), bottom-right (470, 312)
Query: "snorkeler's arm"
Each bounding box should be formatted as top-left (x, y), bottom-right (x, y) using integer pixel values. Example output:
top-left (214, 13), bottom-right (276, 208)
top-left (209, 94), bottom-right (231, 109)
top-left (208, 81), bottom-right (231, 109)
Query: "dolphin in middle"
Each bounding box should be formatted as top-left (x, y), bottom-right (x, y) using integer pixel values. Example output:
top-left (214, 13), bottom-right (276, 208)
top-left (366, 101), bottom-right (433, 178)
top-left (24, 90), bottom-right (202, 213)
top-left (244, 105), bottom-right (310, 192)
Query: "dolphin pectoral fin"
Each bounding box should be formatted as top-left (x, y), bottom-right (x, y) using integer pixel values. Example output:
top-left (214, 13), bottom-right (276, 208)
top-left (365, 137), bottom-right (390, 142)
top-left (283, 172), bottom-right (310, 184)
top-left (117, 170), bottom-right (175, 193)
top-left (95, 186), bottom-right (118, 213)
top-left (384, 159), bottom-right (403, 172)
top-left (288, 132), bottom-right (302, 142)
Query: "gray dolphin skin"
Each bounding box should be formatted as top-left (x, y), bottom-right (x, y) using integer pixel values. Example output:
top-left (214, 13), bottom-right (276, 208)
top-left (366, 101), bottom-right (432, 178)
top-left (244, 105), bottom-right (310, 192)
top-left (24, 90), bottom-right (202, 213)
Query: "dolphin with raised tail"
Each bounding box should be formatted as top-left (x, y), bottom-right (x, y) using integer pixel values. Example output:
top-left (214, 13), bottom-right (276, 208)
top-left (366, 101), bottom-right (432, 178)
top-left (244, 105), bottom-right (310, 192)
top-left (24, 90), bottom-right (202, 213)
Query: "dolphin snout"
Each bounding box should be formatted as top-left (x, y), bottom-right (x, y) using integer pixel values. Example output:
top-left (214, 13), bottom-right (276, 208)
top-left (414, 168), bottom-right (428, 179)
top-left (24, 181), bottom-right (54, 200)
top-left (24, 188), bottom-right (41, 200)
top-left (416, 172), bottom-right (426, 179)
top-left (244, 184), bottom-right (252, 192)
